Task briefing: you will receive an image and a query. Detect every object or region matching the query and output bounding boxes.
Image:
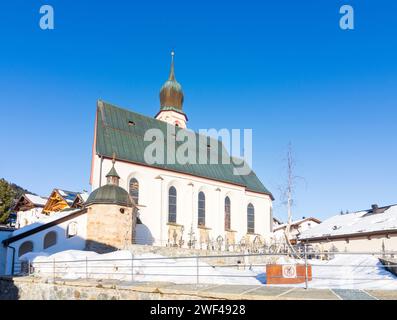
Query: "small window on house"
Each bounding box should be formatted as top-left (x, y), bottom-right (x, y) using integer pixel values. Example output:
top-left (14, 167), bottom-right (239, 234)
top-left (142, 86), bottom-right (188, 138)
top-left (18, 241), bottom-right (33, 258)
top-left (43, 231), bottom-right (57, 249)
top-left (67, 222), bottom-right (78, 238)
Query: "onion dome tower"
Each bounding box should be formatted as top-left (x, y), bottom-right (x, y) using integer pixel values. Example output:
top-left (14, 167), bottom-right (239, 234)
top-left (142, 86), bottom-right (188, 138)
top-left (86, 155), bottom-right (133, 207)
top-left (155, 51), bottom-right (188, 128)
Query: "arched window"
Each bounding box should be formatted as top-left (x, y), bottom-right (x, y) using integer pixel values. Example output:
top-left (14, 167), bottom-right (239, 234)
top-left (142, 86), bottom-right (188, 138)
top-left (198, 192), bottom-right (206, 226)
top-left (225, 197), bottom-right (231, 230)
top-left (129, 178), bottom-right (139, 204)
top-left (168, 186), bottom-right (177, 223)
top-left (18, 241), bottom-right (33, 258)
top-left (247, 203), bottom-right (255, 234)
top-left (43, 231), bottom-right (57, 249)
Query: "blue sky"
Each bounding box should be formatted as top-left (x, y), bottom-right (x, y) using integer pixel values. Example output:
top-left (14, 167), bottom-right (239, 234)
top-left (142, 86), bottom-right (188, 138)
top-left (0, 0), bottom-right (396, 222)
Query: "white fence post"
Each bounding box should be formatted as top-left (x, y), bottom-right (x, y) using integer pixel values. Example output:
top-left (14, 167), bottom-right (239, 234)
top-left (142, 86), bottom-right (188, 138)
top-left (196, 256), bottom-right (199, 285)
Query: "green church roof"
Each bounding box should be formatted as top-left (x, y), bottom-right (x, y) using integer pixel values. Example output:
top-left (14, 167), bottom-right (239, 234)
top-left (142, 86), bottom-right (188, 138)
top-left (95, 100), bottom-right (273, 199)
top-left (86, 184), bottom-right (133, 207)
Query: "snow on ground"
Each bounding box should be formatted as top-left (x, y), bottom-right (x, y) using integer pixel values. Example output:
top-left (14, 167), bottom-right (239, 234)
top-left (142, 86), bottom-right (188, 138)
top-left (24, 251), bottom-right (397, 290)
top-left (252, 254), bottom-right (397, 290)
top-left (26, 250), bottom-right (261, 285)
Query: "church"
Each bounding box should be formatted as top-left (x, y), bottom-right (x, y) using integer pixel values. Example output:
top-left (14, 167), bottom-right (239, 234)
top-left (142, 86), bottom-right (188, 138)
top-left (89, 52), bottom-right (274, 250)
top-left (1, 53), bottom-right (274, 275)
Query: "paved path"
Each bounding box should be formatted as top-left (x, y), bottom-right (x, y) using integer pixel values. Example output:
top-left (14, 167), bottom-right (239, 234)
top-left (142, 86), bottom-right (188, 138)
top-left (95, 280), bottom-right (397, 300)
top-left (2, 276), bottom-right (397, 300)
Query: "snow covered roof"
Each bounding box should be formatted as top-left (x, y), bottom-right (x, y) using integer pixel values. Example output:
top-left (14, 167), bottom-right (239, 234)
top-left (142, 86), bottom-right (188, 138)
top-left (274, 217), bottom-right (321, 231)
top-left (55, 189), bottom-right (80, 204)
top-left (79, 192), bottom-right (89, 202)
top-left (300, 204), bottom-right (397, 240)
top-left (25, 194), bottom-right (48, 206)
top-left (2, 208), bottom-right (86, 246)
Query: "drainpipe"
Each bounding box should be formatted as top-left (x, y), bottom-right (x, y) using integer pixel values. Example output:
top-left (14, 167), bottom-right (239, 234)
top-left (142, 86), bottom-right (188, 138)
top-left (99, 155), bottom-right (104, 187)
top-left (7, 245), bottom-right (16, 276)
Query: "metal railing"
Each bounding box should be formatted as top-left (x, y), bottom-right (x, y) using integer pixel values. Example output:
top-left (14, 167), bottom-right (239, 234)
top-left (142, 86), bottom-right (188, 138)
top-left (17, 249), bottom-right (397, 290)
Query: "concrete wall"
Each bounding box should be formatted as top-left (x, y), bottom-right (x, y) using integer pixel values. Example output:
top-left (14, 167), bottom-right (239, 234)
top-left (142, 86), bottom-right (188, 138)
top-left (92, 156), bottom-right (273, 247)
top-left (307, 234), bottom-right (397, 252)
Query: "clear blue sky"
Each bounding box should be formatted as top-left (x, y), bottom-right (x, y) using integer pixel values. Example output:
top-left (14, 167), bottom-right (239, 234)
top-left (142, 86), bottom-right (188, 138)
top-left (0, 0), bottom-right (396, 222)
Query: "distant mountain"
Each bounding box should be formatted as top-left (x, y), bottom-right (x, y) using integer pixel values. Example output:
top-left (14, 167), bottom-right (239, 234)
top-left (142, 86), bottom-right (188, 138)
top-left (0, 178), bottom-right (37, 224)
top-left (9, 181), bottom-right (37, 199)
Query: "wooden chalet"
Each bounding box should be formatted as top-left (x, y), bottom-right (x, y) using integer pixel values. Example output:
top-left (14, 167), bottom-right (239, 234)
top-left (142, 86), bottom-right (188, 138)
top-left (13, 194), bottom-right (48, 212)
top-left (42, 189), bottom-right (80, 214)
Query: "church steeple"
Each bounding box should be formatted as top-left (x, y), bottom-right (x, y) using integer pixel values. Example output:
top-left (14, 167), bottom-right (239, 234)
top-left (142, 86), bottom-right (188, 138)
top-left (156, 51), bottom-right (188, 128)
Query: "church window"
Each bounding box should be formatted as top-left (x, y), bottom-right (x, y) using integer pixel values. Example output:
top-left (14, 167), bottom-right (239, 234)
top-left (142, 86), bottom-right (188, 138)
top-left (18, 241), bottom-right (33, 258)
top-left (168, 186), bottom-right (177, 223)
top-left (225, 197), bottom-right (231, 230)
top-left (247, 203), bottom-right (255, 234)
top-left (43, 231), bottom-right (57, 249)
top-left (198, 192), bottom-right (206, 226)
top-left (129, 178), bottom-right (139, 204)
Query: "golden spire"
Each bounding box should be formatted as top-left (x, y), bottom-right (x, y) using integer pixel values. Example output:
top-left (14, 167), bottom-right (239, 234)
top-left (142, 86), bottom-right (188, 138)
top-left (169, 50), bottom-right (175, 81)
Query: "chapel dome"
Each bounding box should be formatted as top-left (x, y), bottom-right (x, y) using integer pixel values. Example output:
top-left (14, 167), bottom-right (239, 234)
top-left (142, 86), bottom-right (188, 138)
top-left (85, 184), bottom-right (133, 207)
top-left (86, 155), bottom-right (134, 207)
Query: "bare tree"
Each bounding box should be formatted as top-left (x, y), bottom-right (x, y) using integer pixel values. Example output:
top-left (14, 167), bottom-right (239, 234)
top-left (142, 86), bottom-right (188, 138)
top-left (279, 142), bottom-right (306, 258)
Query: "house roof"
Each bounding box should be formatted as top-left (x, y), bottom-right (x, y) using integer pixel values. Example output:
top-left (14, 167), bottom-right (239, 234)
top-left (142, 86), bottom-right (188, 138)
top-left (55, 189), bottom-right (79, 205)
top-left (94, 100), bottom-right (273, 198)
top-left (25, 194), bottom-right (48, 207)
top-left (274, 217), bottom-right (321, 232)
top-left (2, 209), bottom-right (86, 246)
top-left (299, 204), bottom-right (397, 240)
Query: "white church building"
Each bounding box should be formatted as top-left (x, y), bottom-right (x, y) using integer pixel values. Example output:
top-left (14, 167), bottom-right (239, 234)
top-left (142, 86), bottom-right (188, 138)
top-left (89, 52), bottom-right (274, 249)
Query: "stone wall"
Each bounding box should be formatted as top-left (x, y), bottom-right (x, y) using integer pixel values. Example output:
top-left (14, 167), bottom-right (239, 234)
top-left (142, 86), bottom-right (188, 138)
top-left (0, 276), bottom-right (213, 300)
top-left (127, 244), bottom-right (277, 266)
top-left (86, 204), bottom-right (136, 253)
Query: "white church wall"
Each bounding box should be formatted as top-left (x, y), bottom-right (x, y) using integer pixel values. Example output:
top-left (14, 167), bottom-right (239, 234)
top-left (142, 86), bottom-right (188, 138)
top-left (92, 156), bottom-right (273, 248)
top-left (4, 213), bottom-right (87, 275)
